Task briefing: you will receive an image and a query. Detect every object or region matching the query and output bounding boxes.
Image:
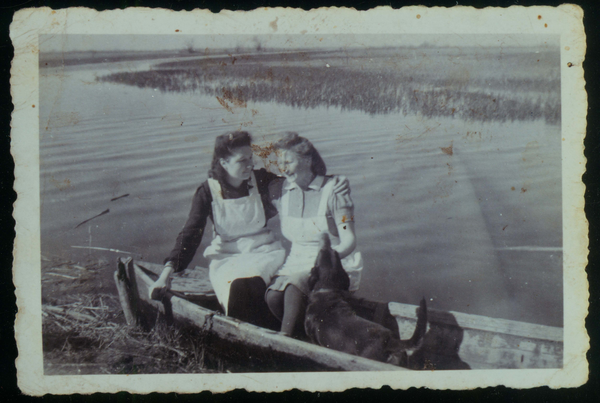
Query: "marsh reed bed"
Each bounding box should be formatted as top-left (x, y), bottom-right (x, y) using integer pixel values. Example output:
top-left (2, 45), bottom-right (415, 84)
top-left (97, 47), bottom-right (560, 124)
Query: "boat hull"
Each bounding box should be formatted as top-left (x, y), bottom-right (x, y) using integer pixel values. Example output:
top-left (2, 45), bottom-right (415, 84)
top-left (116, 258), bottom-right (406, 372)
top-left (115, 258), bottom-right (563, 371)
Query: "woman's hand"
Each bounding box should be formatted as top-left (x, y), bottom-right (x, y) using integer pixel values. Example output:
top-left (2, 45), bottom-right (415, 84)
top-left (332, 175), bottom-right (350, 196)
top-left (149, 264), bottom-right (174, 300)
top-left (334, 221), bottom-right (357, 259)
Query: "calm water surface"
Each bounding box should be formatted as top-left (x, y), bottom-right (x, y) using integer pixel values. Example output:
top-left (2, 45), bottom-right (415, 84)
top-left (39, 58), bottom-right (562, 326)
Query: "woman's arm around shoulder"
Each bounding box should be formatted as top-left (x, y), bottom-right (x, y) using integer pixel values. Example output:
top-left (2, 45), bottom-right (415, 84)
top-left (330, 175), bottom-right (351, 197)
top-left (267, 176), bottom-right (285, 212)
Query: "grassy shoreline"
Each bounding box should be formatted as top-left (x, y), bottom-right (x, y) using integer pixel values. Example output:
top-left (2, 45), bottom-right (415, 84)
top-left (42, 257), bottom-right (220, 375)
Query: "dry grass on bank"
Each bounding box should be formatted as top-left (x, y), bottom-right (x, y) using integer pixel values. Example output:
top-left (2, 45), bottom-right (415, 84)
top-left (42, 292), bottom-right (222, 375)
top-left (41, 257), bottom-right (221, 375)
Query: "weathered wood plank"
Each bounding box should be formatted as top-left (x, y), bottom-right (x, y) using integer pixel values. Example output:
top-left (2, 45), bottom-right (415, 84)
top-left (114, 258), bottom-right (136, 325)
top-left (125, 257), bottom-right (142, 324)
top-left (389, 302), bottom-right (562, 342)
top-left (114, 271), bottom-right (135, 325)
top-left (136, 261), bottom-right (216, 299)
top-left (390, 303), bottom-right (563, 369)
top-left (132, 262), bottom-right (405, 372)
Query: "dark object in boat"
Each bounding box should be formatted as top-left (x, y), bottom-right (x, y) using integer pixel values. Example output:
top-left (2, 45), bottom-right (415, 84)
top-left (305, 234), bottom-right (427, 367)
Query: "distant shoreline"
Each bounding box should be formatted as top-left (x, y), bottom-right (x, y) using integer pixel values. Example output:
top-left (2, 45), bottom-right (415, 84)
top-left (39, 44), bottom-right (555, 68)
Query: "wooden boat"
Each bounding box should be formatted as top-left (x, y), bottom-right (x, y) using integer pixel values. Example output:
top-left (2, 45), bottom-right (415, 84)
top-left (114, 257), bottom-right (563, 371)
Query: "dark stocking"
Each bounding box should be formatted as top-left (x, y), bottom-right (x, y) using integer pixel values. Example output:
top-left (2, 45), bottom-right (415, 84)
top-left (227, 277), bottom-right (279, 330)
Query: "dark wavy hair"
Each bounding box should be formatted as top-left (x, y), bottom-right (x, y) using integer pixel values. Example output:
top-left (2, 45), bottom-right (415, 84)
top-left (209, 131), bottom-right (253, 182)
top-left (273, 132), bottom-right (327, 176)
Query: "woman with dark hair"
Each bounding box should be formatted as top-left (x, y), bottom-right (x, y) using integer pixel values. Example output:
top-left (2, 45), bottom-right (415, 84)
top-left (148, 131), bottom-right (285, 328)
top-left (266, 132), bottom-right (363, 337)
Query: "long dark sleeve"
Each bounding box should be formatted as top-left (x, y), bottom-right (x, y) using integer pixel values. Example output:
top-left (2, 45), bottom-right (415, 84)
top-left (164, 183), bottom-right (212, 272)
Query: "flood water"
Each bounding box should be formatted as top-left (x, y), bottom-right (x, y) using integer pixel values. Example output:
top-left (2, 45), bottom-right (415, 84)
top-left (39, 54), bottom-right (562, 327)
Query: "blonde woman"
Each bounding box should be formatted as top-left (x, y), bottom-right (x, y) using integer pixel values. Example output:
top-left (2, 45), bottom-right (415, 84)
top-left (266, 133), bottom-right (363, 337)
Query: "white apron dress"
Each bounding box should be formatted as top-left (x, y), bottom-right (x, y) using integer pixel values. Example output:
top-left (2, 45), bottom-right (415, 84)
top-left (270, 178), bottom-right (363, 295)
top-left (203, 172), bottom-right (286, 314)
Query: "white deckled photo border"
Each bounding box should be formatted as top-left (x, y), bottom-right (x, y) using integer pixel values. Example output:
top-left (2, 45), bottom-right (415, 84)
top-left (10, 5), bottom-right (588, 394)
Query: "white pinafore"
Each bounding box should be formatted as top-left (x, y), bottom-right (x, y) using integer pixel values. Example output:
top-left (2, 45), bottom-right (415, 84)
top-left (203, 172), bottom-right (286, 314)
top-left (276, 178), bottom-right (363, 293)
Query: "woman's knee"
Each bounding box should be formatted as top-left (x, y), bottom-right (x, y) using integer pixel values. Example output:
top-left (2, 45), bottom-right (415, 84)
top-left (246, 276), bottom-right (267, 298)
top-left (228, 278), bottom-right (258, 312)
top-left (284, 284), bottom-right (307, 305)
top-left (266, 289), bottom-right (285, 320)
top-left (229, 278), bottom-right (247, 297)
top-left (230, 277), bottom-right (264, 297)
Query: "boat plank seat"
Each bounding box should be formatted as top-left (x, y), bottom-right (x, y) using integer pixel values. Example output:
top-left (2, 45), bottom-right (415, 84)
top-left (170, 266), bottom-right (216, 301)
top-left (135, 262), bottom-right (217, 302)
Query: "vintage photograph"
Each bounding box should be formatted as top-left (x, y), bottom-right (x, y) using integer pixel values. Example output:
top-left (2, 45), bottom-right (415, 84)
top-left (11, 6), bottom-right (587, 394)
top-left (38, 31), bottom-right (563, 372)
